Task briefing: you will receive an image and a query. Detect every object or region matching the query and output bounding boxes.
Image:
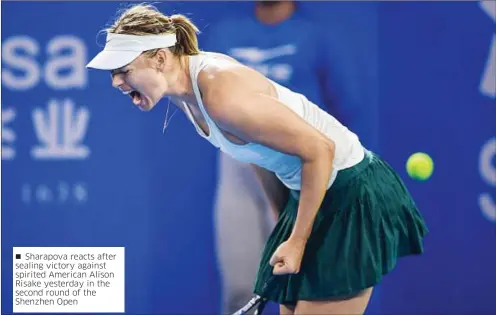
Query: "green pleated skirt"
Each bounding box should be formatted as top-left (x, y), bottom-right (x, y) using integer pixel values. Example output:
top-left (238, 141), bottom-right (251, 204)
top-left (253, 150), bottom-right (428, 305)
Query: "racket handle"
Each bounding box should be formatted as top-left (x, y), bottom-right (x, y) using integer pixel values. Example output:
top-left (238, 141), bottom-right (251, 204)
top-left (231, 296), bottom-right (262, 315)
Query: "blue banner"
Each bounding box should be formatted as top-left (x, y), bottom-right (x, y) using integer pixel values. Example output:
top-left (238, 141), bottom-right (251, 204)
top-left (377, 2), bottom-right (495, 314)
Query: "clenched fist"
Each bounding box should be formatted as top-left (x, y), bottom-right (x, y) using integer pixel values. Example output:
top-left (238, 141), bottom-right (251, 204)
top-left (269, 238), bottom-right (306, 275)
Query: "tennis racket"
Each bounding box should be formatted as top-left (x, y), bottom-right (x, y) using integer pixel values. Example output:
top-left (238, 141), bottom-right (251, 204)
top-left (230, 276), bottom-right (277, 315)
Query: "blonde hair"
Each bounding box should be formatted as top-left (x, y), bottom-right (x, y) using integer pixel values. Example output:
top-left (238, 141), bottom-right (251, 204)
top-left (106, 4), bottom-right (200, 57)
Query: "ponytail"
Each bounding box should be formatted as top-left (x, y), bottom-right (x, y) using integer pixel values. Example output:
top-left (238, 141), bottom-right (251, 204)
top-left (170, 14), bottom-right (200, 56)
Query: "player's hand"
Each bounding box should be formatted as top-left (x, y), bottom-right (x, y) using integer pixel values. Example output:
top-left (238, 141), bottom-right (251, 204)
top-left (269, 238), bottom-right (306, 275)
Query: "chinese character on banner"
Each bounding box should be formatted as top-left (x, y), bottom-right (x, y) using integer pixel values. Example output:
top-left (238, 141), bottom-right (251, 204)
top-left (31, 98), bottom-right (90, 160)
top-left (480, 1), bottom-right (496, 99)
top-left (2, 107), bottom-right (16, 160)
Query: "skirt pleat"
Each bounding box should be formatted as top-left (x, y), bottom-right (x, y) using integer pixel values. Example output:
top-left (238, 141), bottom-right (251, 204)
top-left (253, 150), bottom-right (428, 305)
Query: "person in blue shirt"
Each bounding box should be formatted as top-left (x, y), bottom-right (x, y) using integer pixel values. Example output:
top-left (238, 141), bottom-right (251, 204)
top-left (202, 1), bottom-right (379, 313)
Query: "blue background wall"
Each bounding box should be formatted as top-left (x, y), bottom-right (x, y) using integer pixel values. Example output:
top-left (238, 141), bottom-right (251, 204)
top-left (2, 1), bottom-right (495, 314)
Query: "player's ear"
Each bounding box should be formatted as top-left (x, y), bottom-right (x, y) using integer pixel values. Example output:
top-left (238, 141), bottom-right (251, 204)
top-left (155, 49), bottom-right (168, 69)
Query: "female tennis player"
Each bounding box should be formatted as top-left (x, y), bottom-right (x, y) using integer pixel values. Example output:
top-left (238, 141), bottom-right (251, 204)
top-left (87, 4), bottom-right (428, 314)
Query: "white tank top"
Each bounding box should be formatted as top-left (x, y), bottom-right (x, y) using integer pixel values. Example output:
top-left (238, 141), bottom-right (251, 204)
top-left (184, 53), bottom-right (365, 190)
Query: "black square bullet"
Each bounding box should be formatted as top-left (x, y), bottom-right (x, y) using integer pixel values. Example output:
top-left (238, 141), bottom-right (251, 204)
top-left (16, 254), bottom-right (21, 259)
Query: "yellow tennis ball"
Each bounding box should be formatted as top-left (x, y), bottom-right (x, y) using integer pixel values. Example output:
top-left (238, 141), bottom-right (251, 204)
top-left (406, 152), bottom-right (434, 181)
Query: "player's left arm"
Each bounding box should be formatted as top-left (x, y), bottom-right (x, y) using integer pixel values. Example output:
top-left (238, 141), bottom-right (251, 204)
top-left (199, 67), bottom-right (335, 244)
top-left (251, 164), bottom-right (289, 218)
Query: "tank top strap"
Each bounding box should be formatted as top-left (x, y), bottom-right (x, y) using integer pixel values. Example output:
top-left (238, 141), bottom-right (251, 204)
top-left (188, 54), bottom-right (225, 146)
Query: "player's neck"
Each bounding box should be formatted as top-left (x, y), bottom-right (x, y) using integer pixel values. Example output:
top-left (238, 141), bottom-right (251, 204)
top-left (163, 56), bottom-right (194, 100)
top-left (255, 1), bottom-right (296, 25)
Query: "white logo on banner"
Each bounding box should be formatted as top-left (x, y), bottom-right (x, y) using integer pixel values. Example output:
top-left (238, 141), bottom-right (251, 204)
top-left (1, 35), bottom-right (87, 90)
top-left (1, 108), bottom-right (16, 160)
top-left (31, 98), bottom-right (90, 159)
top-left (21, 182), bottom-right (88, 205)
top-left (229, 44), bottom-right (296, 82)
top-left (2, 34), bottom-right (90, 206)
top-left (479, 1), bottom-right (496, 98)
top-left (479, 138), bottom-right (496, 223)
top-left (478, 1), bottom-right (496, 223)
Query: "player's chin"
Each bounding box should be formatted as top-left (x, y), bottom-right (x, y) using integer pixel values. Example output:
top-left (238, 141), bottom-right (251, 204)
top-left (138, 103), bottom-right (153, 112)
top-left (137, 97), bottom-right (157, 112)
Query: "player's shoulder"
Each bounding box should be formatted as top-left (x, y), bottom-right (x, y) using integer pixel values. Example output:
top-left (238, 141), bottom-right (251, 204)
top-left (200, 51), bottom-right (241, 64)
top-left (196, 53), bottom-right (266, 104)
top-left (196, 52), bottom-right (246, 85)
top-left (197, 54), bottom-right (246, 93)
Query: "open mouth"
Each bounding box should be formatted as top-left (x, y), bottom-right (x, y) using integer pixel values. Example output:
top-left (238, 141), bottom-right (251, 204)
top-left (123, 89), bottom-right (144, 107)
top-left (130, 91), bottom-right (141, 102)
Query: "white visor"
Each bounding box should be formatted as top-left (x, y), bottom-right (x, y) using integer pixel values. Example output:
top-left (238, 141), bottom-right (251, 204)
top-left (86, 33), bottom-right (177, 70)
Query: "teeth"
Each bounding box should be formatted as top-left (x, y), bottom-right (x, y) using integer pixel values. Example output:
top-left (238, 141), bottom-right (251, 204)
top-left (122, 90), bottom-right (133, 95)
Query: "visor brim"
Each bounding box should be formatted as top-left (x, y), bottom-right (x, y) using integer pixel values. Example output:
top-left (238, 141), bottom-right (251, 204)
top-left (86, 50), bottom-right (142, 70)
